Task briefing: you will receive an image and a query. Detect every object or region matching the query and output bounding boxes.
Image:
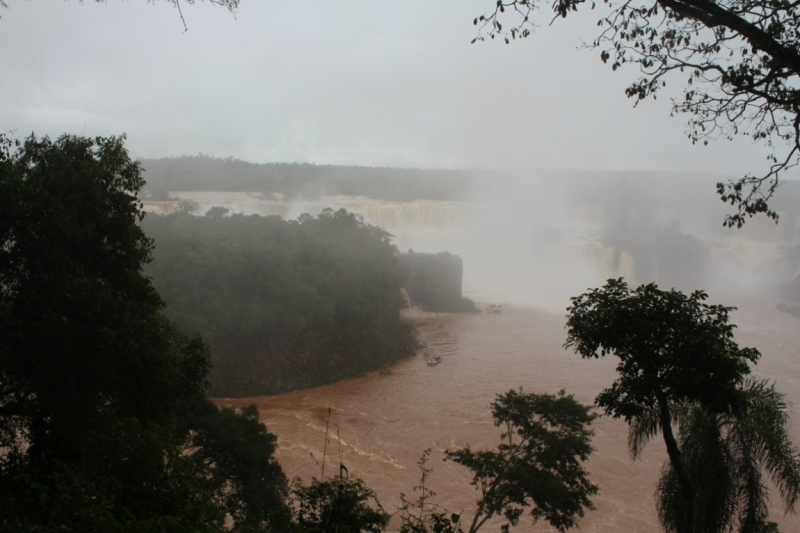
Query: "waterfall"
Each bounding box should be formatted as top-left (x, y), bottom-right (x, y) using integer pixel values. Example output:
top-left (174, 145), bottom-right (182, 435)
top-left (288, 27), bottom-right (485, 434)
top-left (400, 288), bottom-right (412, 309)
top-left (142, 191), bottom-right (795, 309)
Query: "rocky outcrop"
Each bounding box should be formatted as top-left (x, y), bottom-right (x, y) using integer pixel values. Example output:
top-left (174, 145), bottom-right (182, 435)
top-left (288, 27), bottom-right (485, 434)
top-left (398, 252), bottom-right (475, 312)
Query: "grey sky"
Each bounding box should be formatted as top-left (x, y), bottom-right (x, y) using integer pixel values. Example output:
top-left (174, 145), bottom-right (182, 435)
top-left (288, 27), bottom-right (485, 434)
top-left (0, 0), bottom-right (777, 174)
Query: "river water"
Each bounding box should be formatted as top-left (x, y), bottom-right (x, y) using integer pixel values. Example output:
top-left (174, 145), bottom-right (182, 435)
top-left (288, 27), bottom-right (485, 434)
top-left (168, 191), bottom-right (800, 529)
top-left (219, 298), bottom-right (800, 532)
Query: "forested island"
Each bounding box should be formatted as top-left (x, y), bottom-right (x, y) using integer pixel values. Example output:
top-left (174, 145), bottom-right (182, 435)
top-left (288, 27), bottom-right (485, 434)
top-left (142, 208), bottom-right (417, 397)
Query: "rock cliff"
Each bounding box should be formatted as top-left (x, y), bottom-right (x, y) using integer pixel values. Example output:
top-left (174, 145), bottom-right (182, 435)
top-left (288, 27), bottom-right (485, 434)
top-left (398, 252), bottom-right (475, 312)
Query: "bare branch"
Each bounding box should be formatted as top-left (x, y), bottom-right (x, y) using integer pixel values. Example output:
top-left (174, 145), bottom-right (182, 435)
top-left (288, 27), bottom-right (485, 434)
top-left (474, 0), bottom-right (800, 226)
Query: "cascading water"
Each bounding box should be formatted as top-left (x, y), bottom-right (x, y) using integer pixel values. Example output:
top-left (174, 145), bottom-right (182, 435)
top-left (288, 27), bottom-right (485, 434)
top-left (145, 189), bottom-right (800, 532)
top-left (145, 190), bottom-right (796, 310)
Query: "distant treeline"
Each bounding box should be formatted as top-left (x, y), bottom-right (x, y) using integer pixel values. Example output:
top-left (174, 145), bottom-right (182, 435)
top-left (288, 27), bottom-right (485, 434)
top-left (140, 155), bottom-right (800, 220)
top-left (142, 208), bottom-right (417, 397)
top-left (141, 155), bottom-right (483, 201)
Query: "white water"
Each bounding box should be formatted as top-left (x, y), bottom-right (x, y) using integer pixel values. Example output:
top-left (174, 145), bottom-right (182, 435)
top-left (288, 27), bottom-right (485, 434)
top-left (221, 301), bottom-right (800, 532)
top-left (148, 189), bottom-right (800, 531)
top-left (144, 190), bottom-right (797, 312)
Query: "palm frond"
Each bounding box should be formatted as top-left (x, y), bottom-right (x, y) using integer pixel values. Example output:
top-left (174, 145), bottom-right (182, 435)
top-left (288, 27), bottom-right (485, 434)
top-left (655, 462), bottom-right (686, 533)
top-left (735, 379), bottom-right (800, 513)
top-left (730, 428), bottom-right (769, 532)
top-left (628, 403), bottom-right (660, 461)
top-left (679, 405), bottom-right (738, 533)
top-left (648, 379), bottom-right (800, 533)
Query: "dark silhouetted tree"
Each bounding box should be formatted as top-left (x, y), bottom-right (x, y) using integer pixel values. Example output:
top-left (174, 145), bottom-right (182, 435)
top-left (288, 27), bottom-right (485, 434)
top-left (630, 378), bottom-right (800, 533)
top-left (0, 133), bottom-right (288, 532)
top-left (565, 278), bottom-right (763, 532)
top-left (445, 389), bottom-right (598, 533)
top-left (291, 475), bottom-right (391, 533)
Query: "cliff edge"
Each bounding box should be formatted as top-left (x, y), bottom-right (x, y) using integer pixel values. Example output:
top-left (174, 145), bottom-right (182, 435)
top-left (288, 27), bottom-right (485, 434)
top-left (398, 251), bottom-right (476, 313)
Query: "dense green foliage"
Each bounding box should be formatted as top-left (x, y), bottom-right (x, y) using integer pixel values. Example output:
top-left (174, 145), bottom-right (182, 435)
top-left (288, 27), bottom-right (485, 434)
top-left (566, 279), bottom-right (760, 422)
top-left (565, 279), bottom-right (785, 533)
top-left (0, 134), bottom-right (288, 532)
top-left (141, 155), bottom-right (481, 201)
top-left (141, 208), bottom-right (416, 396)
top-left (445, 389), bottom-right (598, 533)
top-left (631, 379), bottom-right (800, 533)
top-left (286, 386), bottom-right (597, 533)
top-left (291, 476), bottom-right (391, 533)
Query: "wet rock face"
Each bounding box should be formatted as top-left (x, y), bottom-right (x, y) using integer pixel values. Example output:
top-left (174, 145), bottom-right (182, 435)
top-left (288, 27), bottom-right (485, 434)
top-left (398, 252), bottom-right (475, 312)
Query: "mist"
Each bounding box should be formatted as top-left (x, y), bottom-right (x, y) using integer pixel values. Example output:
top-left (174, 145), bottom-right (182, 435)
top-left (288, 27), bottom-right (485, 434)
top-left (7, 2), bottom-right (800, 531)
top-left (140, 160), bottom-right (799, 313)
top-left (1, 0), bottom-right (776, 174)
top-left (453, 170), bottom-right (796, 310)
top-left (4, 1), bottom-right (795, 298)
top-left (8, 0), bottom-right (796, 310)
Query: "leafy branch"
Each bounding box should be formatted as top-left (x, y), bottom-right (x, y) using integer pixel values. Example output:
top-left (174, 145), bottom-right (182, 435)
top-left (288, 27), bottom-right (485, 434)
top-left (474, 0), bottom-right (800, 227)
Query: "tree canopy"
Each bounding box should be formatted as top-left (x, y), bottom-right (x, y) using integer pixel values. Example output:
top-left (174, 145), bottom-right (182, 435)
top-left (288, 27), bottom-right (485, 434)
top-left (141, 208), bottom-right (416, 396)
top-left (565, 278), bottom-right (759, 421)
top-left (291, 476), bottom-right (391, 533)
top-left (475, 0), bottom-right (800, 227)
top-left (445, 389), bottom-right (598, 533)
top-left (565, 278), bottom-right (770, 532)
top-left (0, 133), bottom-right (288, 532)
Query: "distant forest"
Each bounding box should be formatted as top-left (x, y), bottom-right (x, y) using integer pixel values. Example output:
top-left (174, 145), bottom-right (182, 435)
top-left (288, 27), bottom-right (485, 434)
top-left (140, 155), bottom-right (800, 303)
top-left (140, 155), bottom-right (800, 217)
top-left (141, 155), bottom-right (484, 201)
top-left (142, 208), bottom-right (417, 397)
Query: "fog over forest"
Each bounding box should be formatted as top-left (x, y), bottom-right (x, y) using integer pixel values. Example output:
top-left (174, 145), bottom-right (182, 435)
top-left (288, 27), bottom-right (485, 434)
top-left (4, 1), bottom-right (800, 533)
top-left (141, 156), bottom-right (800, 310)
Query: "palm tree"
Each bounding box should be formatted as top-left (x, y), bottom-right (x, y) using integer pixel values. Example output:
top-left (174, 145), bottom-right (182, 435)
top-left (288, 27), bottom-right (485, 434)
top-left (630, 379), bottom-right (800, 533)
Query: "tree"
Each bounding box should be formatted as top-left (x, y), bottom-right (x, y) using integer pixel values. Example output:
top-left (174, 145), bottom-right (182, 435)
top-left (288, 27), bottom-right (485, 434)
top-left (0, 132), bottom-right (174, 467)
top-left (445, 389), bottom-right (598, 533)
top-left (189, 403), bottom-right (291, 532)
top-left (474, 0), bottom-right (800, 227)
top-left (565, 278), bottom-right (762, 532)
top-left (0, 133), bottom-right (288, 532)
top-left (291, 475), bottom-right (391, 533)
top-left (205, 205), bottom-right (231, 218)
top-left (631, 378), bottom-right (800, 533)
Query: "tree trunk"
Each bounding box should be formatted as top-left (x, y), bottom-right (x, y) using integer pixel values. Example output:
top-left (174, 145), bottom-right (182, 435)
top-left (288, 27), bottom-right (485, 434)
top-left (658, 395), bottom-right (697, 533)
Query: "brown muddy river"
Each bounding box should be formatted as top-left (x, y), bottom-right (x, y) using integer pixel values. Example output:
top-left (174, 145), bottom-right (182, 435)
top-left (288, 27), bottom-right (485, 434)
top-left (220, 299), bottom-right (800, 532)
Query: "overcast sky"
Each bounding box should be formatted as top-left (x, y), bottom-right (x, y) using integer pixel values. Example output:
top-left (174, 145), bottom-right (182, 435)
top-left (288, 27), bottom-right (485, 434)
top-left (0, 0), bottom-right (780, 175)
